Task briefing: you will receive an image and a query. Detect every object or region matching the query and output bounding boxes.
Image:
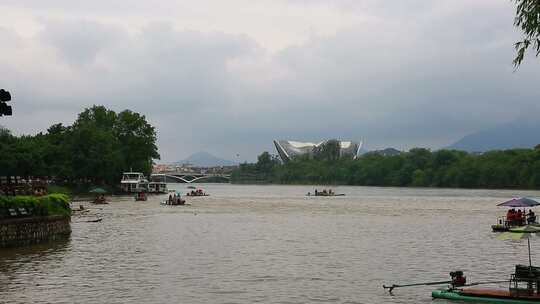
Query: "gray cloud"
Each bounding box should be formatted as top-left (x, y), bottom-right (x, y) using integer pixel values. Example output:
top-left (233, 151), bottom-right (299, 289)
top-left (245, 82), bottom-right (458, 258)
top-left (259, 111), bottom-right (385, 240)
top-left (1, 1), bottom-right (540, 162)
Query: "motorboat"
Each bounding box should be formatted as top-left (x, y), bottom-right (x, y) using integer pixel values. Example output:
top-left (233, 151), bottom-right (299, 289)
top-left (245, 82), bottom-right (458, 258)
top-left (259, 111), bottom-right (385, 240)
top-left (433, 266), bottom-right (540, 303)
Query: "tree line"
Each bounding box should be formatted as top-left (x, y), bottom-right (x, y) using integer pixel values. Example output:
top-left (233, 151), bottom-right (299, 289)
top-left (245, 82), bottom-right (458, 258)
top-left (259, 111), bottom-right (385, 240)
top-left (0, 105), bottom-right (159, 186)
top-left (232, 147), bottom-right (540, 189)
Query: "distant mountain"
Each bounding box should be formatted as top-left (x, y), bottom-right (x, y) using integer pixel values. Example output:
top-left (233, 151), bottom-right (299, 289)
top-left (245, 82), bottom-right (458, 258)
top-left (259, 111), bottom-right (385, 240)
top-left (177, 152), bottom-right (235, 167)
top-left (448, 118), bottom-right (540, 152)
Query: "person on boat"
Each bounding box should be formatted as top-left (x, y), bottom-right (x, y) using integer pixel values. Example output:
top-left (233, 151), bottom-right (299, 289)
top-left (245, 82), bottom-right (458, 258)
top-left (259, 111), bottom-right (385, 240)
top-left (528, 209), bottom-right (536, 224)
top-left (508, 209), bottom-right (517, 226)
top-left (517, 209), bottom-right (524, 225)
top-left (314, 189), bottom-right (318, 196)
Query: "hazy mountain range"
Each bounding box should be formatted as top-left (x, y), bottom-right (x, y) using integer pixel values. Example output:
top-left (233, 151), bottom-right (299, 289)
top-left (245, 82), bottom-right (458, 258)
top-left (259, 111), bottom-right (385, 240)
top-left (448, 117), bottom-right (540, 152)
top-left (176, 151), bottom-right (236, 167)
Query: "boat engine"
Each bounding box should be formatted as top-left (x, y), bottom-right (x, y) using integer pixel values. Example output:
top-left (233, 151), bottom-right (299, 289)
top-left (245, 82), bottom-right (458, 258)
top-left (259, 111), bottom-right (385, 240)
top-left (450, 271), bottom-right (466, 287)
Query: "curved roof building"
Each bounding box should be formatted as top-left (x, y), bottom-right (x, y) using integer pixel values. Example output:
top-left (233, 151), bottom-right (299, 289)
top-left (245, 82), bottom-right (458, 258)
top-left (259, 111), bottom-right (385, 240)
top-left (273, 139), bottom-right (362, 162)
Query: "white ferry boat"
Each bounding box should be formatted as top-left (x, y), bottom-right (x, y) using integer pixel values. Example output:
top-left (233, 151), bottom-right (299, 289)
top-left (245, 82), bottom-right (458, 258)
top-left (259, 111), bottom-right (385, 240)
top-left (120, 172), bottom-right (149, 193)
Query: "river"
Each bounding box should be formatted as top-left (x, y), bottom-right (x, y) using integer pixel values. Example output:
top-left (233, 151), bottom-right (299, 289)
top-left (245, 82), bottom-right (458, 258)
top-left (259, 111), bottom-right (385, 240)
top-left (2, 184), bottom-right (540, 303)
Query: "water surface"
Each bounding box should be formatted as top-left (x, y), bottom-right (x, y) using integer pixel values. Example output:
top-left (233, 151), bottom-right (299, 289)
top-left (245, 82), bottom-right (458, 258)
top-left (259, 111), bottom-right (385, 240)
top-left (1, 184), bottom-right (540, 303)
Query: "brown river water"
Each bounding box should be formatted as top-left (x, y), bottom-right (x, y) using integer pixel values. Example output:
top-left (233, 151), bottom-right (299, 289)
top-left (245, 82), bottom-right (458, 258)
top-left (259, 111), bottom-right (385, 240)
top-left (2, 184), bottom-right (540, 304)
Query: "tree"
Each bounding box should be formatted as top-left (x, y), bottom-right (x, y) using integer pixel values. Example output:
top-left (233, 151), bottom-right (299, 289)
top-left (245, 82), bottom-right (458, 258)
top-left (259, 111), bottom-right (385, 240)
top-left (115, 110), bottom-right (160, 175)
top-left (512, 0), bottom-right (540, 67)
top-left (313, 139), bottom-right (341, 161)
top-left (255, 152), bottom-right (278, 173)
top-left (0, 106), bottom-right (160, 186)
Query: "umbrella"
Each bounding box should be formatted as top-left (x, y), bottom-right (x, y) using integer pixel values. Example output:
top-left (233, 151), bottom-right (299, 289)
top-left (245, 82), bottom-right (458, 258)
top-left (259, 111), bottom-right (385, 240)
top-left (498, 225), bottom-right (540, 267)
top-left (89, 187), bottom-right (107, 194)
top-left (497, 197), bottom-right (540, 207)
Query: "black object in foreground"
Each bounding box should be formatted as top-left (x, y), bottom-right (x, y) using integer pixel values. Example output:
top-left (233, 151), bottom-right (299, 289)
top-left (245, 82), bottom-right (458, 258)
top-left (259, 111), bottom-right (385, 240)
top-left (0, 89), bottom-right (12, 116)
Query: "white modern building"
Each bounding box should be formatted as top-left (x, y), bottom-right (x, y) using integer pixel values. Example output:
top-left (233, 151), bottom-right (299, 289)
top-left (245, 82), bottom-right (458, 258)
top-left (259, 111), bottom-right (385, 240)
top-left (273, 139), bottom-right (363, 162)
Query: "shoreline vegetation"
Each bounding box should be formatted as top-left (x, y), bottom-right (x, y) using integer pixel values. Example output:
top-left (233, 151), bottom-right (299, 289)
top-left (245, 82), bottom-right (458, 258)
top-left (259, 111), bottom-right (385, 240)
top-left (0, 105), bottom-right (160, 191)
top-left (232, 146), bottom-right (540, 190)
top-left (0, 194), bottom-right (71, 218)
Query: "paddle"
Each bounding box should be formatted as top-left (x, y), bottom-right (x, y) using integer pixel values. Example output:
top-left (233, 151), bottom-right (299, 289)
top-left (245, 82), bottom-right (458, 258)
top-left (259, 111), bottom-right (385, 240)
top-left (383, 280), bottom-right (452, 293)
top-left (383, 279), bottom-right (510, 293)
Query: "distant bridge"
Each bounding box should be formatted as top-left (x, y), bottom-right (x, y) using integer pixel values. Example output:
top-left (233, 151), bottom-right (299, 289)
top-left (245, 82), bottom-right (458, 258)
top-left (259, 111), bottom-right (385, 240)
top-left (151, 173), bottom-right (231, 183)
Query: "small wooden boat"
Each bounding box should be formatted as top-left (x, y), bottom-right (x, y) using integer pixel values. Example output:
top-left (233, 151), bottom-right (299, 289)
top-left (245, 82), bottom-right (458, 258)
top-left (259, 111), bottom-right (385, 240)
top-left (134, 193), bottom-right (147, 201)
top-left (161, 199), bottom-right (186, 206)
top-left (86, 218), bottom-right (103, 223)
top-left (306, 193), bottom-right (345, 197)
top-left (493, 224), bottom-right (540, 232)
top-left (433, 287), bottom-right (540, 303)
top-left (186, 193), bottom-right (210, 197)
top-left (186, 189), bottom-right (209, 197)
top-left (433, 265), bottom-right (540, 303)
top-left (91, 198), bottom-right (108, 204)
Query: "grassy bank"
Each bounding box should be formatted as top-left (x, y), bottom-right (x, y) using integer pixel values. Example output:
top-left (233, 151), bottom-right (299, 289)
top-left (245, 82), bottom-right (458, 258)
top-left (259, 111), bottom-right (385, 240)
top-left (0, 194), bottom-right (71, 218)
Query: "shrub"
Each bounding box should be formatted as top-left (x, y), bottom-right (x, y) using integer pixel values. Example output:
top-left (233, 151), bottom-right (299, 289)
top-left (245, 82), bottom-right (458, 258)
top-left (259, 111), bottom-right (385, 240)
top-left (0, 194), bottom-right (71, 217)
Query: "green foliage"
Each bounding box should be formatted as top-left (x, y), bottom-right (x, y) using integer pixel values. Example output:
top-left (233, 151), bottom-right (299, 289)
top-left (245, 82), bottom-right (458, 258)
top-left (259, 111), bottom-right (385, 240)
top-left (47, 185), bottom-right (73, 195)
top-left (0, 194), bottom-right (71, 217)
top-left (0, 105), bottom-right (159, 186)
top-left (232, 147), bottom-right (540, 189)
top-left (513, 0), bottom-right (540, 67)
top-left (313, 139), bottom-right (341, 161)
top-left (231, 152), bottom-right (281, 183)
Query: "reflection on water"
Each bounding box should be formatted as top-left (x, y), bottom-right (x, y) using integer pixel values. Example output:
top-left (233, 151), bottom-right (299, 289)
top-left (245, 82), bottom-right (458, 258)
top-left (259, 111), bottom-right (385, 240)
top-left (1, 184), bottom-right (540, 303)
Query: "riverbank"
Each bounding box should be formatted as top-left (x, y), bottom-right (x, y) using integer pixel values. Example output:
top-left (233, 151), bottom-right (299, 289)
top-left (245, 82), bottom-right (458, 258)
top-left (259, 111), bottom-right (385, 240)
top-left (0, 194), bottom-right (71, 248)
top-left (0, 215), bottom-right (71, 247)
top-left (0, 194), bottom-right (71, 217)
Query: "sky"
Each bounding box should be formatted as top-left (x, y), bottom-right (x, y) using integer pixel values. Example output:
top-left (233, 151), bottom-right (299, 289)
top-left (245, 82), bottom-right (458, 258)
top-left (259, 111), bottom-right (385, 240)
top-left (1, 0), bottom-right (540, 163)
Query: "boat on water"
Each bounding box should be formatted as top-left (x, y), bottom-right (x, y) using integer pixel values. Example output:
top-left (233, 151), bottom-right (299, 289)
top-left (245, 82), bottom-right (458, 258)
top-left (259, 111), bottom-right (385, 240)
top-left (306, 190), bottom-right (345, 197)
top-left (134, 192), bottom-right (147, 201)
top-left (307, 193), bottom-right (345, 197)
top-left (493, 198), bottom-right (539, 232)
top-left (186, 189), bottom-right (209, 197)
top-left (148, 181), bottom-right (167, 194)
top-left (161, 199), bottom-right (186, 206)
top-left (431, 264), bottom-right (540, 303)
top-left (92, 196), bottom-right (108, 204)
top-left (385, 266), bottom-right (540, 303)
top-left (432, 287), bottom-right (540, 303)
top-left (162, 191), bottom-right (186, 205)
top-left (120, 172), bottom-right (149, 193)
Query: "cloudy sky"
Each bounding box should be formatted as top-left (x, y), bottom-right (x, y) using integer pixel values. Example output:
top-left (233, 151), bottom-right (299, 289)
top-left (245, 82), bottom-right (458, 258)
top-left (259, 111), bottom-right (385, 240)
top-left (1, 0), bottom-right (539, 162)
